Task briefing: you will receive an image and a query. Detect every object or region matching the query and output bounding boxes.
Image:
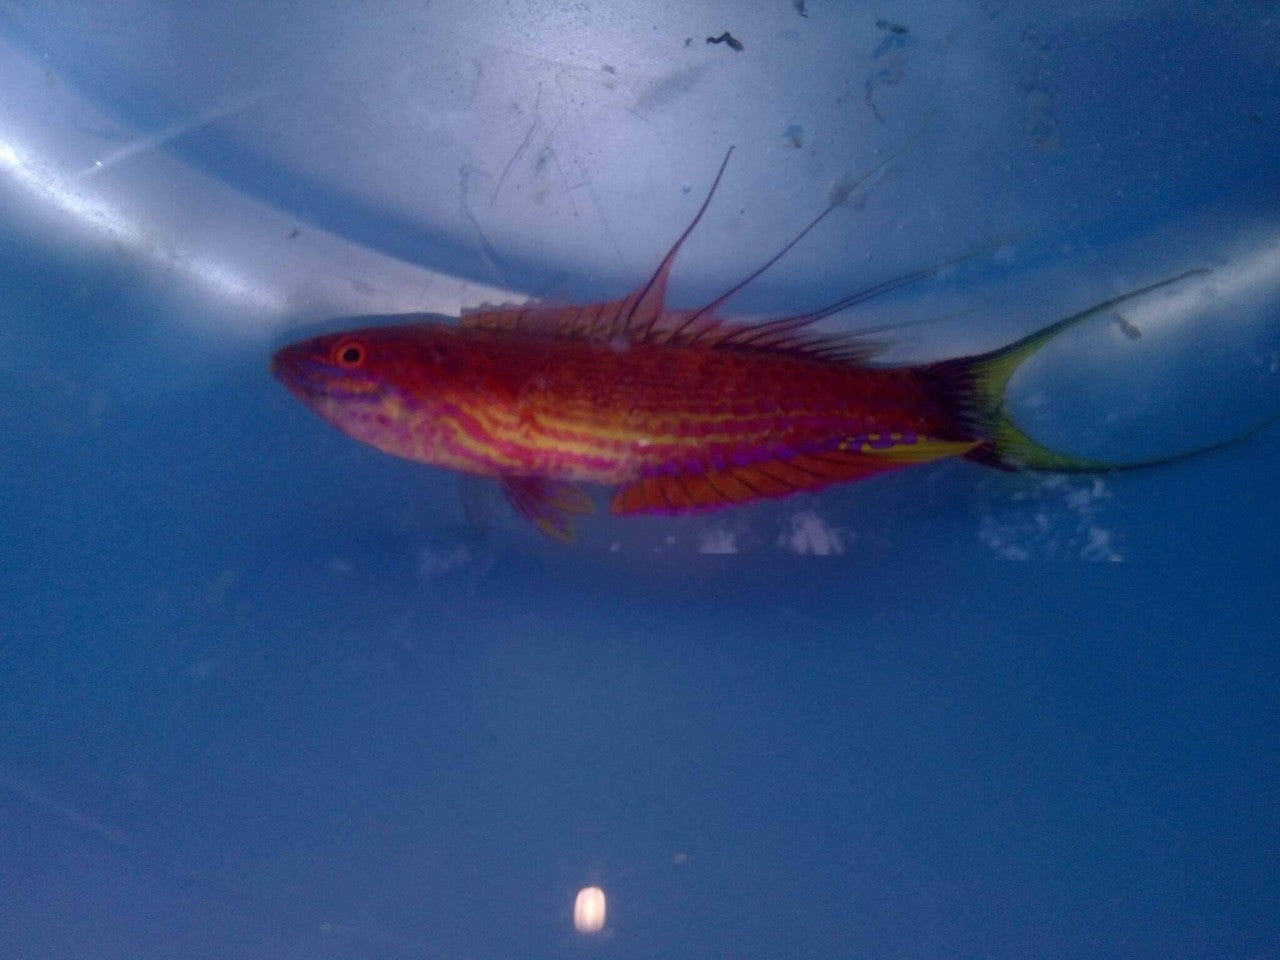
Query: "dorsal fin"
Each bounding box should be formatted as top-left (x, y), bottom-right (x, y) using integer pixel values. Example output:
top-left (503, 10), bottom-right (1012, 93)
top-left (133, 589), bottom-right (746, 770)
top-left (459, 137), bottom-right (984, 365)
top-left (457, 248), bottom-right (983, 364)
top-left (461, 297), bottom-right (635, 340)
top-left (460, 296), bottom-right (886, 362)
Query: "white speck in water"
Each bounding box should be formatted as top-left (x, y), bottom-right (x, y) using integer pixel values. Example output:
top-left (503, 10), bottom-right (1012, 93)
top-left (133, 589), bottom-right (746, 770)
top-left (419, 543), bottom-right (471, 579)
top-left (978, 475), bottom-right (1122, 561)
top-left (780, 510), bottom-right (847, 554)
top-left (574, 886), bottom-right (606, 934)
top-left (698, 527), bottom-right (738, 553)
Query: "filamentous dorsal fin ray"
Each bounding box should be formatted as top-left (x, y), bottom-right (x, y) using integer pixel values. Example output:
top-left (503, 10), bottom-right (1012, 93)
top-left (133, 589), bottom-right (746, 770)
top-left (624, 146), bottom-right (737, 338)
top-left (670, 122), bottom-right (928, 341)
top-left (460, 147), bottom-right (739, 344)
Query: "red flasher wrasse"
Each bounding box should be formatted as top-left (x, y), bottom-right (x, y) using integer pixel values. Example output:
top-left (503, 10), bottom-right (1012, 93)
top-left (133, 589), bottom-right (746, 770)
top-left (272, 151), bottom-right (1230, 541)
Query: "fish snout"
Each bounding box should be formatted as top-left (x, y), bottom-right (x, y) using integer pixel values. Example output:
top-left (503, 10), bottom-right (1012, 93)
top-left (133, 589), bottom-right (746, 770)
top-left (270, 342), bottom-right (329, 401)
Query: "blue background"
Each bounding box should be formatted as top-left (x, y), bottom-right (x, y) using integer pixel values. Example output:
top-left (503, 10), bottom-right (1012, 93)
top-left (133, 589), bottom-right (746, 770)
top-left (2, 2), bottom-right (1278, 957)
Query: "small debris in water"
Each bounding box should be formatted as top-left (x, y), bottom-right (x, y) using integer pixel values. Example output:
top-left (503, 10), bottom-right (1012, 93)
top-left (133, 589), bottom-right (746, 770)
top-left (865, 17), bottom-right (912, 123)
top-left (793, 0), bottom-right (808, 17)
top-left (707, 31), bottom-right (744, 51)
top-left (1112, 312), bottom-right (1142, 340)
top-left (828, 178), bottom-right (854, 206)
top-left (784, 123), bottom-right (805, 148)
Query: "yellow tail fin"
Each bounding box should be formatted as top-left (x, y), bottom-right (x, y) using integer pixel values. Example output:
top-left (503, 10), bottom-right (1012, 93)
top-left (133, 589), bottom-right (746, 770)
top-left (932, 270), bottom-right (1271, 471)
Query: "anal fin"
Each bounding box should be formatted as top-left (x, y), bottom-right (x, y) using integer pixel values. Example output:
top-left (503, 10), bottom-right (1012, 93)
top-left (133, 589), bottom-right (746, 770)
top-left (610, 438), bottom-right (977, 515)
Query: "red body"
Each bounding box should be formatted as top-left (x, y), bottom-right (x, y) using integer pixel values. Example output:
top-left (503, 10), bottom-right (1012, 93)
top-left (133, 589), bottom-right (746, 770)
top-left (274, 149), bottom-right (1205, 538)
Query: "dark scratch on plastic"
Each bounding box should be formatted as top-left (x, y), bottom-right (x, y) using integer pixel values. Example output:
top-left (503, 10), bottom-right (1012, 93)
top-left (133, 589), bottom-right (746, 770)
top-left (491, 83), bottom-right (542, 208)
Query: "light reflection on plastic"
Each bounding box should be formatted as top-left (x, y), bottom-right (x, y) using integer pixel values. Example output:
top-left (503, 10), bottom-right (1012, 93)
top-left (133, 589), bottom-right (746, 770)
top-left (573, 886), bottom-right (606, 935)
top-left (0, 134), bottom-right (283, 314)
top-left (78, 90), bottom-right (270, 178)
top-left (1125, 239), bottom-right (1280, 331)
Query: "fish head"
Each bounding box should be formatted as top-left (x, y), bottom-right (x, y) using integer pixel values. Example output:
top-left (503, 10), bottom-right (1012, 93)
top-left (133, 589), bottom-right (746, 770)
top-left (271, 321), bottom-right (471, 461)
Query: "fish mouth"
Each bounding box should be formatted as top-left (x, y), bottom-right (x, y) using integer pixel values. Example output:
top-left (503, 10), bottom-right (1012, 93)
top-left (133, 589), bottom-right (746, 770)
top-left (268, 352), bottom-right (285, 384)
top-left (270, 346), bottom-right (304, 388)
top-left (270, 346), bottom-right (332, 403)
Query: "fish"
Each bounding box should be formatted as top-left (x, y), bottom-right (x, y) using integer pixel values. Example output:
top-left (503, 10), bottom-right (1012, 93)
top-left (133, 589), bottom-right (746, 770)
top-left (271, 151), bottom-right (1247, 541)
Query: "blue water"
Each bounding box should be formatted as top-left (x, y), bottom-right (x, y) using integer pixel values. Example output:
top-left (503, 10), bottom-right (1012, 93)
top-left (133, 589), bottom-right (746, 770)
top-left (3, 3), bottom-right (1279, 958)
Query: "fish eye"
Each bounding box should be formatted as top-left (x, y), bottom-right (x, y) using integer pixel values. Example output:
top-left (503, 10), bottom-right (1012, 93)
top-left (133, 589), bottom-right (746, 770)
top-left (332, 340), bottom-right (365, 367)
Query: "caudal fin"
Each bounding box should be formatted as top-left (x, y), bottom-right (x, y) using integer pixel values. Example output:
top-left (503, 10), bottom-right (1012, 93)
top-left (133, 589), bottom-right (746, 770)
top-left (930, 270), bottom-right (1266, 472)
